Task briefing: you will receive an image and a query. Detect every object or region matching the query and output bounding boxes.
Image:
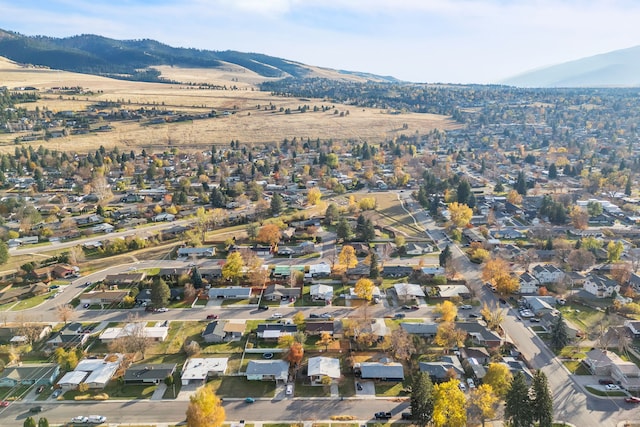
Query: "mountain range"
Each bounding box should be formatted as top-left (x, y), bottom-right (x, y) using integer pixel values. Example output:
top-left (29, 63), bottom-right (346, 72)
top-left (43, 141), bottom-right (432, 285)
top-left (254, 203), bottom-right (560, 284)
top-left (0, 29), bottom-right (397, 83)
top-left (1, 28), bottom-right (640, 87)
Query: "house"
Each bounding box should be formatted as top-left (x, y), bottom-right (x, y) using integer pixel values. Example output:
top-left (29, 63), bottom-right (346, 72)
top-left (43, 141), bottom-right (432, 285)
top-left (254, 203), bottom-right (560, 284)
top-left (306, 321), bottom-right (335, 336)
top-left (345, 263), bottom-right (370, 279)
top-left (357, 361), bottom-right (404, 381)
top-left (419, 355), bottom-right (464, 382)
top-left (103, 273), bottom-right (146, 285)
top-left (382, 265), bottom-right (414, 277)
top-left (522, 296), bottom-right (555, 315)
top-left (309, 284), bottom-right (333, 301)
top-left (51, 264), bottom-right (78, 279)
top-left (348, 286), bottom-right (382, 300)
top-left (421, 266), bottom-right (446, 276)
top-left (400, 322), bottom-right (438, 338)
top-left (123, 363), bottom-right (177, 385)
top-left (92, 223), bottom-right (114, 233)
top-left (582, 348), bottom-right (640, 390)
top-left (519, 272), bottom-right (539, 294)
top-left (46, 323), bottom-right (89, 349)
top-left (246, 360), bottom-right (289, 382)
top-left (79, 290), bottom-right (129, 307)
top-left (502, 357), bottom-right (533, 383)
top-left (222, 321), bottom-right (246, 342)
top-left (625, 320), bottom-right (640, 338)
top-left (0, 323), bottom-right (51, 344)
top-left (263, 284), bottom-right (301, 301)
top-left (307, 263), bottom-right (331, 279)
top-left (307, 357), bottom-right (341, 384)
top-left (531, 264), bottom-right (565, 284)
top-left (0, 363), bottom-right (60, 387)
top-left (202, 321), bottom-right (226, 343)
top-left (208, 287), bottom-right (252, 300)
top-left (457, 322), bottom-right (503, 347)
top-left (153, 213), bottom-right (175, 222)
top-left (393, 283), bottom-right (426, 300)
top-left (405, 242), bottom-right (432, 255)
top-left (437, 284), bottom-right (471, 299)
top-left (491, 229), bottom-right (525, 240)
top-left (99, 323), bottom-right (169, 343)
top-left (57, 355), bottom-right (122, 390)
top-left (256, 323), bottom-right (297, 339)
top-left (584, 349), bottom-right (621, 376)
top-left (181, 358), bottom-right (229, 385)
top-left (177, 246), bottom-right (215, 258)
top-left (583, 274), bottom-right (620, 298)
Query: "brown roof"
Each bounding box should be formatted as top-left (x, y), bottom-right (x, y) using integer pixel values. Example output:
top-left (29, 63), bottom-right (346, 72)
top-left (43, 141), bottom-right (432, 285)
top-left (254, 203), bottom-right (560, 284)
top-left (223, 322), bottom-right (246, 333)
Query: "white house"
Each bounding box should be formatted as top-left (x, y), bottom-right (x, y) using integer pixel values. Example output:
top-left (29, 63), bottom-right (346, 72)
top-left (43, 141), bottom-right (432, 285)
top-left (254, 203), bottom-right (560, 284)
top-left (531, 264), bottom-right (565, 284)
top-left (181, 357), bottom-right (229, 385)
top-left (246, 360), bottom-right (289, 382)
top-left (393, 283), bottom-right (426, 299)
top-left (583, 274), bottom-right (620, 298)
top-left (519, 272), bottom-right (539, 294)
top-left (307, 357), bottom-right (341, 384)
top-left (309, 284), bottom-right (333, 301)
top-left (99, 323), bottom-right (169, 343)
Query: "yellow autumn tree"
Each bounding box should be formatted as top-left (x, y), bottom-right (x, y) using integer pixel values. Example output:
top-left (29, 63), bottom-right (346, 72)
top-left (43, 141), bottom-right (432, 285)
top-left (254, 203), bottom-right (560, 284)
top-left (481, 257), bottom-right (510, 285)
top-left (186, 384), bottom-right (225, 427)
top-left (468, 384), bottom-right (499, 426)
top-left (448, 202), bottom-right (473, 228)
top-left (434, 300), bottom-right (458, 322)
top-left (307, 187), bottom-right (322, 206)
top-left (483, 363), bottom-right (513, 398)
top-left (338, 245), bottom-right (358, 269)
top-left (354, 277), bottom-right (375, 301)
top-left (432, 379), bottom-right (467, 427)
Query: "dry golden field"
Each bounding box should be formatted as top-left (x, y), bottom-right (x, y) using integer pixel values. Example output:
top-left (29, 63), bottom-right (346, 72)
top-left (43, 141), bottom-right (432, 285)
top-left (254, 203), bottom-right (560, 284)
top-left (0, 57), bottom-right (461, 154)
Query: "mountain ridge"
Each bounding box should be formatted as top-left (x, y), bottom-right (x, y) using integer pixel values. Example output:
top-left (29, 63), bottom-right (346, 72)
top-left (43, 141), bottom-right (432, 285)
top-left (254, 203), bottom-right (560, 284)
top-left (0, 29), bottom-right (399, 84)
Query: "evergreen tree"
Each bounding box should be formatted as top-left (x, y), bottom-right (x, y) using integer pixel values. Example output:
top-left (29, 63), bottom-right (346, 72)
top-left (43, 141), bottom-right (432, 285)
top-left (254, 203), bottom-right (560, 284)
top-left (494, 182), bottom-right (504, 193)
top-left (151, 277), bottom-right (171, 308)
top-left (0, 240), bottom-right (8, 265)
top-left (24, 417), bottom-right (36, 427)
top-left (504, 372), bottom-right (533, 427)
top-left (210, 187), bottom-right (227, 208)
top-left (550, 313), bottom-right (569, 351)
top-left (548, 163), bottom-right (558, 179)
top-left (336, 217), bottom-right (352, 242)
top-left (531, 371), bottom-right (553, 427)
top-left (515, 171), bottom-right (527, 196)
top-left (369, 252), bottom-right (379, 279)
top-left (324, 203), bottom-right (340, 226)
top-left (625, 177), bottom-right (632, 196)
top-left (456, 180), bottom-right (471, 205)
top-left (410, 372), bottom-right (435, 427)
top-left (439, 245), bottom-right (452, 268)
top-left (270, 193), bottom-right (284, 216)
top-left (38, 418), bottom-right (49, 427)
top-left (192, 266), bottom-right (203, 289)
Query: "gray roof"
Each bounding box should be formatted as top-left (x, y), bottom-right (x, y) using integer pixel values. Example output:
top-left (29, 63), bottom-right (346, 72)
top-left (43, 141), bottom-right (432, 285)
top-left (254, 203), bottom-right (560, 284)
top-left (123, 363), bottom-right (176, 381)
top-left (202, 321), bottom-right (226, 338)
top-left (401, 322), bottom-right (438, 336)
top-left (359, 362), bottom-right (404, 380)
top-left (246, 360), bottom-right (289, 376)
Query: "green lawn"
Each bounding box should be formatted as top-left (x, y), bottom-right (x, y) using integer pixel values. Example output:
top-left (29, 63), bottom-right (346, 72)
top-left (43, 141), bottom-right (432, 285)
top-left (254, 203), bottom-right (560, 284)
top-left (559, 303), bottom-right (605, 333)
top-left (585, 385), bottom-right (627, 397)
top-left (153, 321), bottom-right (205, 354)
top-left (208, 376), bottom-right (276, 398)
top-left (338, 375), bottom-right (356, 397)
top-left (295, 383), bottom-right (330, 397)
top-left (562, 360), bottom-right (590, 375)
top-left (9, 291), bottom-right (54, 310)
top-left (375, 381), bottom-right (410, 397)
top-left (61, 383), bottom-right (157, 400)
top-left (0, 385), bottom-right (30, 400)
top-left (222, 299), bottom-right (252, 306)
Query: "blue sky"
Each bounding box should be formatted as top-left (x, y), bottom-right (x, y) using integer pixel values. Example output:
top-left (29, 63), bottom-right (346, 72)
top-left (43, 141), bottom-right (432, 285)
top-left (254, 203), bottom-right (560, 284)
top-left (1, 0), bottom-right (640, 83)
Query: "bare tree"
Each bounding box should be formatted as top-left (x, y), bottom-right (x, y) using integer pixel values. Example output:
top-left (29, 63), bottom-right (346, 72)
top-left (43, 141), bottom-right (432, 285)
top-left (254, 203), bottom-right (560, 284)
top-left (384, 327), bottom-right (415, 362)
top-left (56, 304), bottom-right (75, 325)
top-left (184, 283), bottom-right (197, 302)
top-left (91, 175), bottom-right (113, 203)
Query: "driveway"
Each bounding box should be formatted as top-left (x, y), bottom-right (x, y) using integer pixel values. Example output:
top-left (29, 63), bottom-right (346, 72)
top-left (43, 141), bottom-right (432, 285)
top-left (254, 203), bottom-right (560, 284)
top-left (354, 380), bottom-right (375, 397)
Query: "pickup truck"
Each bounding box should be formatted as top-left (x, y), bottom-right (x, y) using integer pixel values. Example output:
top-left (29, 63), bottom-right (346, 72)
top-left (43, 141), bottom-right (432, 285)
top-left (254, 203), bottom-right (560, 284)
top-left (374, 412), bottom-right (392, 420)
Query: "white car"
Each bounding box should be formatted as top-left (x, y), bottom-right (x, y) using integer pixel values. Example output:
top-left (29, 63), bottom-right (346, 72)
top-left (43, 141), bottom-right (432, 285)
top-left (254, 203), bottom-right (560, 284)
top-left (458, 382), bottom-right (466, 392)
top-left (271, 312), bottom-right (283, 319)
top-left (605, 384), bottom-right (621, 391)
top-left (156, 307), bottom-right (169, 313)
top-left (285, 384), bottom-right (293, 395)
top-left (460, 305), bottom-right (472, 310)
top-left (466, 378), bottom-right (476, 389)
top-left (71, 416), bottom-right (88, 424)
top-left (87, 415), bottom-right (107, 424)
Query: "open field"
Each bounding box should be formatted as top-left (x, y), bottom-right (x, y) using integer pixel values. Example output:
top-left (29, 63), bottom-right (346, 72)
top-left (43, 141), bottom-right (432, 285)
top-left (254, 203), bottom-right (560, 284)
top-left (0, 57), bottom-right (460, 154)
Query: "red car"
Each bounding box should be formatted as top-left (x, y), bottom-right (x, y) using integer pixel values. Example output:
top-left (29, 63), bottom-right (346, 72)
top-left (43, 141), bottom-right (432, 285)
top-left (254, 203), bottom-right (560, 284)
top-left (206, 314), bottom-right (219, 320)
top-left (625, 397), bottom-right (640, 403)
top-left (0, 401), bottom-right (9, 407)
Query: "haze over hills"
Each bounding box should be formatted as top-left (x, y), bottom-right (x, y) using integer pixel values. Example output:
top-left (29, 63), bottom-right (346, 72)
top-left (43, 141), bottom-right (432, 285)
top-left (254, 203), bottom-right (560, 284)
top-left (502, 45), bottom-right (640, 88)
top-left (0, 29), bottom-right (398, 84)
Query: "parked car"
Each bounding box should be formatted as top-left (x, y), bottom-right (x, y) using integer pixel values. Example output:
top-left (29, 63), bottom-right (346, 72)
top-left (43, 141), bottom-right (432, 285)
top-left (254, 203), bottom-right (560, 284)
top-left (529, 318), bottom-right (541, 323)
top-left (145, 306), bottom-right (156, 312)
top-left (466, 378), bottom-right (476, 389)
top-left (156, 307), bottom-right (169, 313)
top-left (285, 384), bottom-right (293, 395)
top-left (0, 401), bottom-right (9, 407)
top-left (356, 382), bottom-right (363, 391)
top-left (374, 412), bottom-right (392, 420)
top-left (83, 303), bottom-right (90, 308)
top-left (52, 389), bottom-right (62, 398)
top-left (401, 305), bottom-right (411, 310)
top-left (71, 416), bottom-right (89, 424)
top-left (87, 415), bottom-right (107, 424)
top-left (469, 313), bottom-right (481, 318)
top-left (320, 313), bottom-right (333, 319)
top-left (258, 305), bottom-right (269, 310)
top-left (245, 397), bottom-right (255, 404)
top-left (206, 314), bottom-right (219, 320)
top-left (394, 313), bottom-right (406, 319)
top-left (599, 379), bottom-right (615, 385)
top-left (309, 313), bottom-right (320, 318)
top-left (410, 305), bottom-right (420, 310)
top-left (401, 412), bottom-right (412, 420)
top-left (262, 353), bottom-right (274, 359)
top-left (460, 304), bottom-right (472, 310)
top-left (625, 396), bottom-right (640, 403)
top-left (605, 384), bottom-right (621, 390)
top-left (36, 385), bottom-right (44, 394)
top-left (499, 298), bottom-right (507, 304)
top-left (29, 406), bottom-right (43, 413)
top-left (459, 382), bottom-right (467, 392)
top-left (271, 312), bottom-right (283, 319)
